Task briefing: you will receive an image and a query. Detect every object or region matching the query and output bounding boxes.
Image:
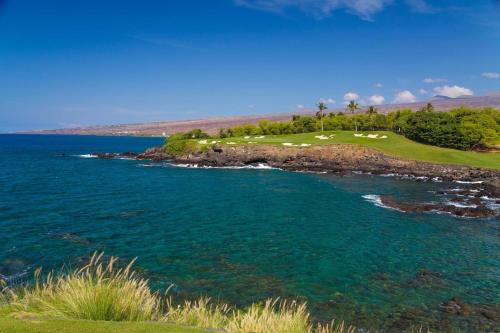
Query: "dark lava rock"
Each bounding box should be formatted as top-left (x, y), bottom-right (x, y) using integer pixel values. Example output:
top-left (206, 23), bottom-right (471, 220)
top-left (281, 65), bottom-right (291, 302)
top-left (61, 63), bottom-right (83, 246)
top-left (137, 146), bottom-right (169, 161)
top-left (408, 268), bottom-right (445, 288)
top-left (441, 297), bottom-right (473, 316)
top-left (51, 232), bottom-right (91, 246)
top-left (379, 196), bottom-right (496, 219)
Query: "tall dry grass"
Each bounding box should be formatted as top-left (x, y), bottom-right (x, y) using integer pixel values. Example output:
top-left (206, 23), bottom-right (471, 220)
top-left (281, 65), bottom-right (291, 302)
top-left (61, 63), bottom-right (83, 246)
top-left (164, 297), bottom-right (231, 329)
top-left (0, 253), bottom-right (436, 333)
top-left (225, 299), bottom-right (311, 333)
top-left (8, 252), bottom-right (160, 321)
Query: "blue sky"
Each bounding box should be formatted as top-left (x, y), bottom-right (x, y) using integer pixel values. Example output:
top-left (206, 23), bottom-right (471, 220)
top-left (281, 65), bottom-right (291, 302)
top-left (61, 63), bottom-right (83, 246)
top-left (0, 0), bottom-right (499, 132)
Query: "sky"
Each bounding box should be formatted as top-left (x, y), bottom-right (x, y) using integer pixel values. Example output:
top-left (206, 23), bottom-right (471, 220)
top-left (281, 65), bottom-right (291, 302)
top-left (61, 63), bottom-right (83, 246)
top-left (0, 0), bottom-right (499, 132)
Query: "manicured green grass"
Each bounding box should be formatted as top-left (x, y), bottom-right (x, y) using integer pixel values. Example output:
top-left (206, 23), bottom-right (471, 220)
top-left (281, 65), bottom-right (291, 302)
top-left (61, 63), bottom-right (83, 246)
top-left (0, 317), bottom-right (208, 333)
top-left (214, 131), bottom-right (500, 169)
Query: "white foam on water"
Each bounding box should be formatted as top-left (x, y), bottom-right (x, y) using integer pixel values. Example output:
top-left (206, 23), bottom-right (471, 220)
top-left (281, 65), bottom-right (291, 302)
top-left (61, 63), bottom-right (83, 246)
top-left (137, 163), bottom-right (158, 167)
top-left (480, 196), bottom-right (500, 210)
top-left (168, 163), bottom-right (280, 170)
top-left (455, 180), bottom-right (483, 184)
top-left (75, 154), bottom-right (97, 158)
top-left (444, 201), bottom-right (478, 209)
top-left (362, 194), bottom-right (404, 212)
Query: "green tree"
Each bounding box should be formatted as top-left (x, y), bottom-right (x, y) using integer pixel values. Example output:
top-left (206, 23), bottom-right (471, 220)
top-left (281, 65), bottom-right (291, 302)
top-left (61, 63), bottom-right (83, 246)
top-left (347, 100), bottom-right (360, 131)
top-left (316, 101), bottom-right (328, 132)
top-left (366, 106), bottom-right (378, 116)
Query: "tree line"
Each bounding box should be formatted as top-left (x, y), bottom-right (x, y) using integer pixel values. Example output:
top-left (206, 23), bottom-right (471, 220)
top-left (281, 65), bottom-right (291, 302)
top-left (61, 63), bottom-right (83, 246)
top-left (216, 104), bottom-right (499, 150)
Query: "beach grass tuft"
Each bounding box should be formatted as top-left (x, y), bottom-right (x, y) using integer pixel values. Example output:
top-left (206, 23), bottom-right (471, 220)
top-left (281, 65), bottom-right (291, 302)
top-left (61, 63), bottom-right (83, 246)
top-left (0, 253), bottom-right (442, 333)
top-left (7, 252), bottom-right (161, 321)
top-left (225, 299), bottom-right (311, 333)
top-left (163, 297), bottom-right (231, 329)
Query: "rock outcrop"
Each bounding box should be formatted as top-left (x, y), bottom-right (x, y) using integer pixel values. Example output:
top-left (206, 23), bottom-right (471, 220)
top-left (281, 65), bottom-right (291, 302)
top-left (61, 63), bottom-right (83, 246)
top-left (167, 144), bottom-right (499, 183)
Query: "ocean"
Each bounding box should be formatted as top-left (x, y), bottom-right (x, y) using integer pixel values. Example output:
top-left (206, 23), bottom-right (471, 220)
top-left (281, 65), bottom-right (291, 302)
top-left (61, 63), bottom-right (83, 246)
top-left (0, 134), bottom-right (498, 332)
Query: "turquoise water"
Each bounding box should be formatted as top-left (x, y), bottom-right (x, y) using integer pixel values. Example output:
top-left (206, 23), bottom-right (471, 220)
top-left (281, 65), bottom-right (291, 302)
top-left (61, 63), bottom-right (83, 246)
top-left (0, 134), bottom-right (498, 332)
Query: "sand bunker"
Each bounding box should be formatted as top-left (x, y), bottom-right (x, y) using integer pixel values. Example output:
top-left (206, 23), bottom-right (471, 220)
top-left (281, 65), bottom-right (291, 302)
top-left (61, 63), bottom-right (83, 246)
top-left (282, 143), bottom-right (311, 147)
top-left (314, 134), bottom-right (335, 140)
top-left (353, 133), bottom-right (387, 139)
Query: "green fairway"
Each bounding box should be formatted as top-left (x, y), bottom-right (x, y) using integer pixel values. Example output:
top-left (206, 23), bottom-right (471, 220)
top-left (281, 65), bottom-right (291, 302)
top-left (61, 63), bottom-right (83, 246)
top-left (213, 131), bottom-right (500, 169)
top-left (0, 317), bottom-right (208, 333)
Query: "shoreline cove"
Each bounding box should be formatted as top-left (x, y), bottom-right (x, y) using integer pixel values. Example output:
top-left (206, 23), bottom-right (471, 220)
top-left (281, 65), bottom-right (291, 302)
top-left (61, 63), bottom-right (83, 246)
top-left (90, 144), bottom-right (500, 219)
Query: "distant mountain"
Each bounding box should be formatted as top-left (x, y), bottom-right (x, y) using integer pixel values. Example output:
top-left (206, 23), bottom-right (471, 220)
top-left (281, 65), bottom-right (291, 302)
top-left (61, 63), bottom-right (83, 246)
top-left (429, 95), bottom-right (453, 101)
top-left (22, 94), bottom-right (500, 136)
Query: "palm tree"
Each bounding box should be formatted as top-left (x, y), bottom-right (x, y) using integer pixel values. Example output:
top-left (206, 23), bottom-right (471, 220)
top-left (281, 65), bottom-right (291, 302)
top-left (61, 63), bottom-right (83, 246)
top-left (366, 106), bottom-right (378, 116)
top-left (346, 100), bottom-right (360, 131)
top-left (316, 101), bottom-right (327, 132)
top-left (366, 106), bottom-right (378, 130)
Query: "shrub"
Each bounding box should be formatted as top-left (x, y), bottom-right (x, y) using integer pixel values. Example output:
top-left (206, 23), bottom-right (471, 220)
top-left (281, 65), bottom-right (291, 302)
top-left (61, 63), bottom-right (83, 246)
top-left (165, 139), bottom-right (199, 156)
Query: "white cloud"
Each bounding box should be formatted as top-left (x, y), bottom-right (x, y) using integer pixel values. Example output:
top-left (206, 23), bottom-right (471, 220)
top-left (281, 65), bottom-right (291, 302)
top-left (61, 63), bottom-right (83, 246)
top-left (423, 77), bottom-right (447, 84)
top-left (319, 98), bottom-right (336, 104)
top-left (297, 104), bottom-right (305, 109)
top-left (368, 95), bottom-right (385, 105)
top-left (234, 0), bottom-right (393, 20)
top-left (418, 88), bottom-right (428, 95)
top-left (433, 85), bottom-right (474, 98)
top-left (343, 92), bottom-right (360, 103)
top-left (406, 0), bottom-right (436, 13)
top-left (374, 83), bottom-right (383, 88)
top-left (393, 90), bottom-right (417, 104)
top-left (481, 72), bottom-right (500, 79)
top-left (248, 104), bottom-right (255, 109)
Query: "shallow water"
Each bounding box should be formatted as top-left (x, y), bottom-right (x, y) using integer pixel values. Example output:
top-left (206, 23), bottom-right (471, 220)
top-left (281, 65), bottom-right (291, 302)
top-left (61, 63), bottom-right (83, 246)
top-left (0, 135), bottom-right (498, 332)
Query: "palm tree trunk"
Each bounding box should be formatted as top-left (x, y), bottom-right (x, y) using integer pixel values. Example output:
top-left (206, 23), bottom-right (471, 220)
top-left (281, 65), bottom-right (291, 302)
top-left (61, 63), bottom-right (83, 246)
top-left (320, 110), bottom-right (324, 132)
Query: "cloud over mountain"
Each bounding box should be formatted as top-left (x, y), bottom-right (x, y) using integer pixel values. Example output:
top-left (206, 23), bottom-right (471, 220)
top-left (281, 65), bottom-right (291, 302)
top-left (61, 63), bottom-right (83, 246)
top-left (433, 85), bottom-right (473, 98)
top-left (393, 90), bottom-right (417, 103)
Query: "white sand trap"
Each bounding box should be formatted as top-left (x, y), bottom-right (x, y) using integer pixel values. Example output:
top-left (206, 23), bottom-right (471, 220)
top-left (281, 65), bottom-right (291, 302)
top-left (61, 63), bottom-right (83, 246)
top-left (300, 143), bottom-right (311, 147)
top-left (198, 140), bottom-right (208, 144)
top-left (247, 141), bottom-right (257, 144)
top-left (353, 133), bottom-right (388, 139)
top-left (314, 135), bottom-right (329, 140)
top-left (254, 136), bottom-right (265, 139)
top-left (282, 143), bottom-right (294, 146)
top-left (329, 134), bottom-right (335, 138)
top-left (227, 142), bottom-right (237, 145)
top-left (244, 136), bottom-right (250, 139)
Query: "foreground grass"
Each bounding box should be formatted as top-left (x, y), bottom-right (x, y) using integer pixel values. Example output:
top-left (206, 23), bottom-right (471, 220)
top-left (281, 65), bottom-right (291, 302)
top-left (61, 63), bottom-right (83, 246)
top-left (0, 317), bottom-right (207, 333)
top-left (215, 130), bottom-right (500, 169)
top-left (0, 253), bottom-right (356, 333)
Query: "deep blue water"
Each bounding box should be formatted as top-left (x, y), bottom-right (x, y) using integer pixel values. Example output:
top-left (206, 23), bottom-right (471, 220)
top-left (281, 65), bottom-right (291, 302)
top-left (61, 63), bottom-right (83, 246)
top-left (0, 134), bottom-right (499, 332)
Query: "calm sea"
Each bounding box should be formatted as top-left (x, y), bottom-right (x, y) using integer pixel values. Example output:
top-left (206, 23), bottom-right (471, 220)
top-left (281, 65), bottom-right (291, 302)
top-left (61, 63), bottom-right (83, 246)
top-left (0, 134), bottom-right (498, 332)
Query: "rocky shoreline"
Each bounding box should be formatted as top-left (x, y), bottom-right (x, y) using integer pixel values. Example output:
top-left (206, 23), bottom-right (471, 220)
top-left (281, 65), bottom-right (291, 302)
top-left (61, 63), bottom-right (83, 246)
top-left (97, 144), bottom-right (498, 181)
top-left (94, 143), bottom-right (500, 218)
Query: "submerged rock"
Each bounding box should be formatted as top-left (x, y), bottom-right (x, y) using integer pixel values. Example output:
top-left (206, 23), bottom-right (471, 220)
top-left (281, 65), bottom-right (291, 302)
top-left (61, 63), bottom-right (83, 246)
top-left (50, 232), bottom-right (91, 246)
top-left (379, 196), bottom-right (496, 219)
top-left (408, 268), bottom-right (445, 288)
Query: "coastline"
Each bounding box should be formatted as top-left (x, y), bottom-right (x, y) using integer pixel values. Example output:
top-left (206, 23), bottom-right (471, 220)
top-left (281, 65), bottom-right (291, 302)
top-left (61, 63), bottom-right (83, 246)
top-left (132, 144), bottom-right (499, 183)
top-left (94, 143), bottom-right (500, 219)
